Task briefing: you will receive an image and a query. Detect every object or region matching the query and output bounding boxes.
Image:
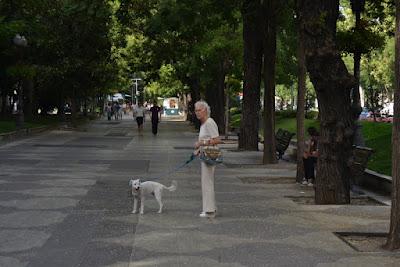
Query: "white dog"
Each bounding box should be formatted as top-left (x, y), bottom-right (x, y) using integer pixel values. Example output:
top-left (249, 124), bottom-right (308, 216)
top-left (129, 179), bottom-right (177, 214)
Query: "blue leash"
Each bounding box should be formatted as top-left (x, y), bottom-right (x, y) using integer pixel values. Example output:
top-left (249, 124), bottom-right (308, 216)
top-left (144, 154), bottom-right (197, 181)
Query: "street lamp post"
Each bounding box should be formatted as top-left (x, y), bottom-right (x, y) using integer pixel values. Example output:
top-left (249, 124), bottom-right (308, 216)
top-left (13, 34), bottom-right (28, 130)
top-left (132, 78), bottom-right (142, 105)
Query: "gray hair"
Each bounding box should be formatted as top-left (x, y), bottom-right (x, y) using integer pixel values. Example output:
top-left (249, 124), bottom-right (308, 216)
top-left (195, 100), bottom-right (211, 117)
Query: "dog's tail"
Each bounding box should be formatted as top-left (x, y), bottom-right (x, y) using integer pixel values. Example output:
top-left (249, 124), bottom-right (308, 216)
top-left (165, 180), bottom-right (177, 192)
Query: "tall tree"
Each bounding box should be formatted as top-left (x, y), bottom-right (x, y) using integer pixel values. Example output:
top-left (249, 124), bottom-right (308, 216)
top-left (300, 0), bottom-right (355, 204)
top-left (350, 0), bottom-right (365, 111)
top-left (350, 0), bottom-right (366, 146)
top-left (384, 0), bottom-right (400, 251)
top-left (240, 0), bottom-right (264, 150)
top-left (263, 0), bottom-right (278, 163)
top-left (296, 0), bottom-right (306, 182)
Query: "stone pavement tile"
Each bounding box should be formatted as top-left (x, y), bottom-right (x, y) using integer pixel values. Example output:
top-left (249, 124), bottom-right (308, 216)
top-left (130, 255), bottom-right (245, 267)
top-left (0, 191), bottom-right (30, 200)
top-left (0, 256), bottom-right (27, 267)
top-left (267, 211), bottom-right (389, 231)
top-left (78, 241), bottom-right (133, 267)
top-left (198, 218), bottom-right (313, 240)
top-left (317, 256), bottom-right (400, 267)
top-left (0, 229), bottom-right (50, 253)
top-left (0, 182), bottom-right (47, 191)
top-left (27, 248), bottom-right (83, 267)
top-left (13, 187), bottom-right (89, 197)
top-left (0, 211), bottom-right (66, 228)
top-left (0, 198), bottom-right (79, 210)
top-left (200, 242), bottom-right (342, 267)
top-left (266, 231), bottom-right (355, 254)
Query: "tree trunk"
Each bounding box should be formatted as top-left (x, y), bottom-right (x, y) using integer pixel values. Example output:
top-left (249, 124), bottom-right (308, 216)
top-left (23, 78), bottom-right (33, 120)
top-left (301, 0), bottom-right (355, 204)
top-left (206, 60), bottom-right (226, 134)
top-left (1, 90), bottom-right (7, 117)
top-left (225, 86), bottom-right (230, 139)
top-left (352, 7), bottom-right (365, 146)
top-left (16, 80), bottom-right (24, 130)
top-left (352, 10), bottom-right (362, 111)
top-left (263, 0), bottom-right (277, 164)
top-left (296, 0), bottom-right (306, 182)
top-left (384, 0), bottom-right (400, 250)
top-left (189, 76), bottom-right (201, 129)
top-left (240, 0), bottom-right (264, 151)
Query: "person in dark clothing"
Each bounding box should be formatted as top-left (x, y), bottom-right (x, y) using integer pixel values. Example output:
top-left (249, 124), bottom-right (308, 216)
top-left (302, 127), bottom-right (319, 186)
top-left (150, 102), bottom-right (162, 135)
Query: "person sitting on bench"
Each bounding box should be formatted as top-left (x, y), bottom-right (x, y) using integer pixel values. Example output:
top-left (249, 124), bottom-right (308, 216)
top-left (302, 127), bottom-right (319, 186)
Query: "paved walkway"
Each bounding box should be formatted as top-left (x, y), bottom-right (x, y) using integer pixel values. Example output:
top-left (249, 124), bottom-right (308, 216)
top-left (0, 114), bottom-right (399, 267)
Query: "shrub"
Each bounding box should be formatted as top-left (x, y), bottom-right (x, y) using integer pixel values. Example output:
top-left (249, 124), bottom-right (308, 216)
top-left (275, 110), bottom-right (297, 118)
top-left (305, 111), bottom-right (319, 119)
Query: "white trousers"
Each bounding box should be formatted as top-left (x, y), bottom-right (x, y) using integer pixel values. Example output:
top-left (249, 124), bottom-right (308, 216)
top-left (201, 162), bottom-right (216, 212)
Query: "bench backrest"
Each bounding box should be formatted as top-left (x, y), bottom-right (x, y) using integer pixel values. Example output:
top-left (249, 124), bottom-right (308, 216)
top-left (275, 128), bottom-right (295, 156)
top-left (349, 146), bottom-right (374, 176)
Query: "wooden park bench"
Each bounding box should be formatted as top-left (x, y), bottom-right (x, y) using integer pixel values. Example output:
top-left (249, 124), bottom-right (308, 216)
top-left (275, 128), bottom-right (295, 159)
top-left (348, 146), bottom-right (374, 186)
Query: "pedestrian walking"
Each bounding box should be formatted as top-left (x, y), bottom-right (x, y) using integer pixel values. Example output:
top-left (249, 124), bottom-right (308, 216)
top-left (150, 101), bottom-right (162, 135)
top-left (105, 102), bottom-right (112, 121)
top-left (193, 100), bottom-right (221, 218)
top-left (133, 102), bottom-right (146, 135)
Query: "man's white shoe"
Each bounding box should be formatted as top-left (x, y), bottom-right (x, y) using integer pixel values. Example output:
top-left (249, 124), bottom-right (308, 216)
top-left (199, 212), bottom-right (216, 218)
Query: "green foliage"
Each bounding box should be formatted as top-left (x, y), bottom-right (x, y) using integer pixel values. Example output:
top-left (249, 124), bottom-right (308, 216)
top-left (276, 1), bottom-right (297, 87)
top-left (305, 110), bottom-right (319, 119)
top-left (276, 110), bottom-right (297, 119)
top-left (146, 64), bottom-right (184, 98)
top-left (230, 112), bottom-right (241, 129)
top-left (116, 0), bottom-right (242, 100)
top-left (337, 20), bottom-right (385, 54)
top-left (0, 0), bottom-right (118, 115)
top-left (6, 64), bottom-right (36, 79)
top-left (360, 36), bottom-right (394, 112)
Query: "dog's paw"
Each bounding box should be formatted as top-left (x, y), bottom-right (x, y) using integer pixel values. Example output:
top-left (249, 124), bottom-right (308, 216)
top-left (140, 211), bottom-right (144, 215)
top-left (131, 210), bottom-right (137, 214)
top-left (157, 211), bottom-right (162, 214)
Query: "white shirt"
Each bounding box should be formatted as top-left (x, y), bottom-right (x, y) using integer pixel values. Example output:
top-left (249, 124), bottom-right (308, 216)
top-left (199, 118), bottom-right (219, 141)
top-left (134, 107), bottom-right (145, 117)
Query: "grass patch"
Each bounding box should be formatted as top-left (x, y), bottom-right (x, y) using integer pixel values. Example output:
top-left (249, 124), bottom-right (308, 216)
top-left (275, 117), bottom-right (319, 136)
top-left (361, 122), bottom-right (392, 176)
top-left (0, 115), bottom-right (61, 134)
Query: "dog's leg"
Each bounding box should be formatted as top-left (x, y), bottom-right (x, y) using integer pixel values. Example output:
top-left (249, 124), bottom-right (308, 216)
top-left (132, 197), bottom-right (138, 213)
top-left (140, 195), bottom-right (145, 214)
top-left (155, 190), bottom-right (163, 213)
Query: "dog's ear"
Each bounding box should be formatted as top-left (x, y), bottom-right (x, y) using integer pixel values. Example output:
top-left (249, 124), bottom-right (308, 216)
top-left (129, 180), bottom-right (133, 186)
